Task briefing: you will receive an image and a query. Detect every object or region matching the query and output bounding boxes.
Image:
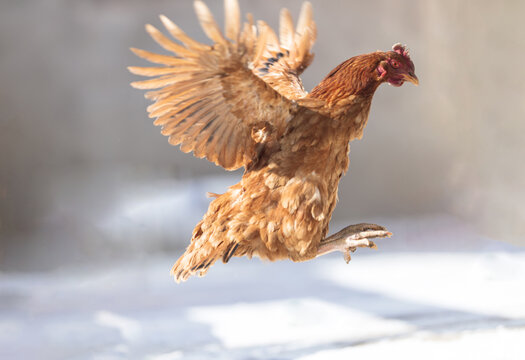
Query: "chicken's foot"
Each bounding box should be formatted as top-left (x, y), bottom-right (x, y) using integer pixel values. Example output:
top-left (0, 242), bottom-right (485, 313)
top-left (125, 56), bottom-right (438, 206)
top-left (317, 223), bottom-right (392, 263)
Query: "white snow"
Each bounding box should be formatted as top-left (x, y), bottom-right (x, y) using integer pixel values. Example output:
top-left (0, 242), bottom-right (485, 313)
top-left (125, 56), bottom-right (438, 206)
top-left (298, 327), bottom-right (525, 360)
top-left (95, 311), bottom-right (142, 342)
top-left (1, 219), bottom-right (524, 359)
top-left (188, 298), bottom-right (413, 349)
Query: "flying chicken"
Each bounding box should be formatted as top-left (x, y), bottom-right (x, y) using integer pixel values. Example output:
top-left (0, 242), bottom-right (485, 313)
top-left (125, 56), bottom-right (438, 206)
top-left (129, 0), bottom-right (419, 282)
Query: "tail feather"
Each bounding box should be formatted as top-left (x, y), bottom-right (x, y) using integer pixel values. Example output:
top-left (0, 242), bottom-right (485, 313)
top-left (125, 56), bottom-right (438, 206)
top-left (222, 242), bottom-right (239, 263)
top-left (171, 236), bottom-right (240, 282)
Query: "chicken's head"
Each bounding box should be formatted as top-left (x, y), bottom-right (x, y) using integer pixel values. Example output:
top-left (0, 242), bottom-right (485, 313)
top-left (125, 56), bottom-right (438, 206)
top-left (377, 43), bottom-right (418, 87)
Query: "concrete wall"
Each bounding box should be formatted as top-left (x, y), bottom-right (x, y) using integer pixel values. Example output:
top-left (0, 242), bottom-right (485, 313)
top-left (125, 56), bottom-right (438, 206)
top-left (1, 0), bottom-right (524, 270)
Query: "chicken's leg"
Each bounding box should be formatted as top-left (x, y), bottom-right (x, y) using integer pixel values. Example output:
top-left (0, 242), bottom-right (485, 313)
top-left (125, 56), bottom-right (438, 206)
top-left (317, 223), bottom-right (392, 263)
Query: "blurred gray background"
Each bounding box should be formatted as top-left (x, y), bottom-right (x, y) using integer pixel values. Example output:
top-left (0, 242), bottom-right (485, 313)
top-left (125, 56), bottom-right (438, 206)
top-left (1, 0), bottom-right (524, 271)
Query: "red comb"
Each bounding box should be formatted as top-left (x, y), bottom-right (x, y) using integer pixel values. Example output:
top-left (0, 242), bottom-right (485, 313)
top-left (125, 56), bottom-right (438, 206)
top-left (392, 43), bottom-right (410, 59)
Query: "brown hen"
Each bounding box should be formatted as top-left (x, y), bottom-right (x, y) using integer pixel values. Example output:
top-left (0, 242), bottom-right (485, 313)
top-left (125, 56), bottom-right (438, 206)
top-left (129, 0), bottom-right (419, 282)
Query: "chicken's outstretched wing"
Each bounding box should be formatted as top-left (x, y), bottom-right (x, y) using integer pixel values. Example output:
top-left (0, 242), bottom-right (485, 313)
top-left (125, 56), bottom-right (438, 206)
top-left (129, 0), bottom-right (318, 170)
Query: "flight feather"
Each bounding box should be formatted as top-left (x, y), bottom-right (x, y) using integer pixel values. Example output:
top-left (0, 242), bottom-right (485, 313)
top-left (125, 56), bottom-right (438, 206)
top-left (129, 0), bottom-right (318, 170)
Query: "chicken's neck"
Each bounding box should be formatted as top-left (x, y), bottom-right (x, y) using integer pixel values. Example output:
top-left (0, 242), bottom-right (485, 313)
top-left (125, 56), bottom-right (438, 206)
top-left (307, 52), bottom-right (386, 140)
top-left (309, 52), bottom-right (385, 103)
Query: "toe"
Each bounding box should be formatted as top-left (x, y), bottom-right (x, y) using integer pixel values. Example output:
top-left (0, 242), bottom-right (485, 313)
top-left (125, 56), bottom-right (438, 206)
top-left (356, 223), bottom-right (388, 232)
top-left (349, 230), bottom-right (391, 241)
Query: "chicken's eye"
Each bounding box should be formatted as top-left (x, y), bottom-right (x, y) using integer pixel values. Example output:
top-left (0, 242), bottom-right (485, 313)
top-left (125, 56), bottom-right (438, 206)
top-left (391, 60), bottom-right (400, 69)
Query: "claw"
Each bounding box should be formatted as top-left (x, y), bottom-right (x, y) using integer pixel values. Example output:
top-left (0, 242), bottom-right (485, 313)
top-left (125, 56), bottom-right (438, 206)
top-left (345, 238), bottom-right (372, 248)
top-left (344, 250), bottom-right (352, 264)
top-left (317, 223), bottom-right (392, 260)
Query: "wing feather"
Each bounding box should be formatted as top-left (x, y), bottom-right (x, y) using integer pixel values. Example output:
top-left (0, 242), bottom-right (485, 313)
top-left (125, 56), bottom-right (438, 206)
top-left (131, 74), bottom-right (207, 90)
top-left (251, 1), bottom-right (316, 99)
top-left (194, 1), bottom-right (229, 46)
top-left (259, 21), bottom-right (279, 51)
top-left (296, 1), bottom-right (313, 40)
top-left (130, 48), bottom-right (191, 66)
top-left (204, 121), bottom-right (228, 163)
top-left (224, 0), bottom-right (240, 41)
top-left (145, 24), bottom-right (197, 58)
top-left (193, 114), bottom-right (221, 156)
top-left (130, 0), bottom-right (322, 170)
top-left (294, 2), bottom-right (316, 70)
top-left (128, 66), bottom-right (199, 76)
top-left (252, 21), bottom-right (269, 66)
top-left (240, 13), bottom-right (256, 50)
top-left (159, 14), bottom-right (211, 51)
top-left (279, 8), bottom-right (294, 50)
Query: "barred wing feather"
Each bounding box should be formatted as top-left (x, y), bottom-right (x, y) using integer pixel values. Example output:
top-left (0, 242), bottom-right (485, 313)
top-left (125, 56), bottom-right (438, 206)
top-left (129, 0), bottom-right (318, 170)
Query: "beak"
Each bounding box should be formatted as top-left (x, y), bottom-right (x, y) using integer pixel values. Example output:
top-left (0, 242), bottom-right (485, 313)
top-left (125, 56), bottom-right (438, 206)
top-left (403, 72), bottom-right (419, 86)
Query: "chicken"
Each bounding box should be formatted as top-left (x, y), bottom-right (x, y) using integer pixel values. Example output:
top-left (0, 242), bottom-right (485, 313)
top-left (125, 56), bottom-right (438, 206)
top-left (129, 0), bottom-right (418, 282)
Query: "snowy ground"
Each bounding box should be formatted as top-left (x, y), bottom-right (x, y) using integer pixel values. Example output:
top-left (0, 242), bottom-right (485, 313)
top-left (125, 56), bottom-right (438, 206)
top-left (1, 220), bottom-right (525, 360)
